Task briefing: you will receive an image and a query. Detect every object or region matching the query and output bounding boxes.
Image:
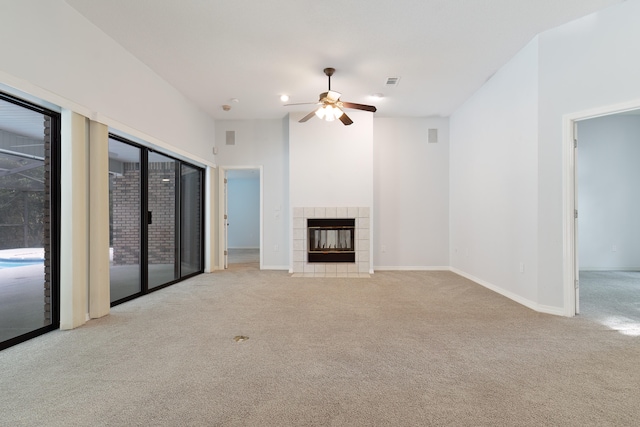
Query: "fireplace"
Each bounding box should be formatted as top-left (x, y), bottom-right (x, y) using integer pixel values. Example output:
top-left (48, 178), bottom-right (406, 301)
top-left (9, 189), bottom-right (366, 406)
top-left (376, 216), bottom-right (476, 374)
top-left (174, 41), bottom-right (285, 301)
top-left (292, 207), bottom-right (370, 276)
top-left (307, 218), bottom-right (355, 263)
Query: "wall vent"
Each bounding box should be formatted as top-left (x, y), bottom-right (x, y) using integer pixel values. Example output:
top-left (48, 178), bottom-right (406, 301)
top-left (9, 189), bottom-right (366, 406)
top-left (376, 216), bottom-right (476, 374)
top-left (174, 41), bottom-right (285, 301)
top-left (428, 128), bottom-right (438, 143)
top-left (385, 77), bottom-right (400, 86)
top-left (225, 130), bottom-right (235, 145)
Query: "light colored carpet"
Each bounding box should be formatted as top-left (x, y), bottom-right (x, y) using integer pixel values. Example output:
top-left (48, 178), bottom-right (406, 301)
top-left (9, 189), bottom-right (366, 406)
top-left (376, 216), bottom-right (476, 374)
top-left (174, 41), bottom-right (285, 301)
top-left (579, 271), bottom-right (640, 335)
top-left (1, 268), bottom-right (639, 426)
top-left (228, 248), bottom-right (260, 266)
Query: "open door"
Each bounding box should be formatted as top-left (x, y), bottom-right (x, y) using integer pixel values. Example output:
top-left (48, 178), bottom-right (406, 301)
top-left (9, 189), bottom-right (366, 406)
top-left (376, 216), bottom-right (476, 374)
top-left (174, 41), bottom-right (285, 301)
top-left (573, 121), bottom-right (580, 314)
top-left (224, 172), bottom-right (229, 269)
top-left (218, 168), bottom-right (229, 269)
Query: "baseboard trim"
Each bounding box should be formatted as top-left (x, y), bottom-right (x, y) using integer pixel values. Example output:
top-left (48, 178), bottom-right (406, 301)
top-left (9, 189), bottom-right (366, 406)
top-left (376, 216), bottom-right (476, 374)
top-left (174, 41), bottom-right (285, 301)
top-left (374, 266), bottom-right (450, 271)
top-left (261, 265), bottom-right (290, 271)
top-left (580, 267), bottom-right (640, 272)
top-left (449, 267), bottom-right (565, 316)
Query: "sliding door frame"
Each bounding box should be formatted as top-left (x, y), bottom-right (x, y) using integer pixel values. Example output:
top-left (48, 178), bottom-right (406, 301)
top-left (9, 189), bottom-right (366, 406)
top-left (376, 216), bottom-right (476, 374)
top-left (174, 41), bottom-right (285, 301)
top-left (0, 92), bottom-right (61, 350)
top-left (108, 134), bottom-right (204, 306)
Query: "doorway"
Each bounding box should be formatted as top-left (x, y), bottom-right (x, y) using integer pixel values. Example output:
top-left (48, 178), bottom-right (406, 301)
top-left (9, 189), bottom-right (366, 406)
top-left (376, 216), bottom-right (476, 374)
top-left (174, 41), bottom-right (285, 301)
top-left (227, 168), bottom-right (261, 267)
top-left (574, 111), bottom-right (640, 335)
top-left (219, 167), bottom-right (263, 270)
top-left (565, 102), bottom-right (640, 335)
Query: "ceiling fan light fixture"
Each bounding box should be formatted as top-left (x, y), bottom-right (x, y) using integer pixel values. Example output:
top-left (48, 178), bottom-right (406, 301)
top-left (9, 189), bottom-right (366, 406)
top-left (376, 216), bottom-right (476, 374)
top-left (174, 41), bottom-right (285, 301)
top-left (315, 105), bottom-right (343, 122)
top-left (325, 104), bottom-right (334, 115)
top-left (324, 106), bottom-right (336, 122)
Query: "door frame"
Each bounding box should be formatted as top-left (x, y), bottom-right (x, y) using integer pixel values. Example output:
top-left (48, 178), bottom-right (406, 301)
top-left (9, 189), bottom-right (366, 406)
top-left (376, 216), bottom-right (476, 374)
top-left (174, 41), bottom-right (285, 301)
top-left (562, 98), bottom-right (640, 316)
top-left (218, 165), bottom-right (263, 270)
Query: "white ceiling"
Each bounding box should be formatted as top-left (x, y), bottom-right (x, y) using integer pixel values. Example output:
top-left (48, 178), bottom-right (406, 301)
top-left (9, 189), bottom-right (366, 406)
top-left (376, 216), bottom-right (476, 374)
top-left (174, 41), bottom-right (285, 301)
top-left (57, 1), bottom-right (626, 121)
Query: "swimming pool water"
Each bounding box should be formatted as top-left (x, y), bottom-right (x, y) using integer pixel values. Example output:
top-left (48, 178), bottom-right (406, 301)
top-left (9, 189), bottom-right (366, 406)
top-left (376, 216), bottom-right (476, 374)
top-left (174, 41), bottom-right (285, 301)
top-left (0, 260), bottom-right (43, 269)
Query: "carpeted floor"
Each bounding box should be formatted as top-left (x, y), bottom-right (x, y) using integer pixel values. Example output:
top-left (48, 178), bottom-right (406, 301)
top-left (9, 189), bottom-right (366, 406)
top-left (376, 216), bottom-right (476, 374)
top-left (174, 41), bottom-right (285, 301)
top-left (0, 268), bottom-right (639, 426)
top-left (228, 248), bottom-right (260, 266)
top-left (579, 270), bottom-right (640, 336)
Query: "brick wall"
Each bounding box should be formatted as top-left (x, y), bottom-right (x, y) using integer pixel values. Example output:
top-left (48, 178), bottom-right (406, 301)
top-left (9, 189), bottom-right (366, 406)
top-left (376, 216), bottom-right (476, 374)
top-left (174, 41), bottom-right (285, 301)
top-left (147, 162), bottom-right (176, 264)
top-left (111, 162), bottom-right (141, 265)
top-left (111, 161), bottom-right (176, 266)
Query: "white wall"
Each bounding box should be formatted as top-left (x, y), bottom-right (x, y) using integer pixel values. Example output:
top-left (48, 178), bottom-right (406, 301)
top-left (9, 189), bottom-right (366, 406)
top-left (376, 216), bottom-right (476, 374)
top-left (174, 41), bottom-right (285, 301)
top-left (289, 111), bottom-right (374, 208)
top-left (537, 0), bottom-right (640, 308)
top-left (0, 0), bottom-right (216, 165)
top-left (214, 119), bottom-right (289, 269)
top-left (373, 117), bottom-right (450, 269)
top-left (448, 0), bottom-right (640, 314)
top-left (227, 176), bottom-right (260, 249)
top-left (577, 114), bottom-right (640, 270)
top-left (289, 111), bottom-right (374, 270)
top-left (0, 0), bottom-right (218, 327)
top-left (450, 38), bottom-right (540, 305)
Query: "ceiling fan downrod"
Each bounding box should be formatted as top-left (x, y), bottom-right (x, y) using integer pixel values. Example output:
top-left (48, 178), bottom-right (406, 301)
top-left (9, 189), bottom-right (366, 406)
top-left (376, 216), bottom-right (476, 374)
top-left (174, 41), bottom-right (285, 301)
top-left (324, 67), bottom-right (335, 91)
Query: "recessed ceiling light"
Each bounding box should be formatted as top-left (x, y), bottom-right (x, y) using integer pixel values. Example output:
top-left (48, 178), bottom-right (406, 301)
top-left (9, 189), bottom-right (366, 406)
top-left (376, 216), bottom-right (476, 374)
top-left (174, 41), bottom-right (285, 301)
top-left (371, 93), bottom-right (384, 100)
top-left (280, 94), bottom-right (289, 102)
top-left (230, 98), bottom-right (240, 103)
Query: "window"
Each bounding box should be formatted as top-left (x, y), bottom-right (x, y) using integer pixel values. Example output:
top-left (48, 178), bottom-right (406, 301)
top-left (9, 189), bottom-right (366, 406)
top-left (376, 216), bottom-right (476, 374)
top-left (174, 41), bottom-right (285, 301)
top-left (0, 93), bottom-right (60, 350)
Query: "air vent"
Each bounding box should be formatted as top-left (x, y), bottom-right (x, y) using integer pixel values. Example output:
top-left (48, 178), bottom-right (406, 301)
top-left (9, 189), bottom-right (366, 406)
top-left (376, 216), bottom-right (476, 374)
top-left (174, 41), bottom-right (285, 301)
top-left (225, 130), bottom-right (235, 145)
top-left (385, 77), bottom-right (400, 86)
top-left (428, 128), bottom-right (438, 143)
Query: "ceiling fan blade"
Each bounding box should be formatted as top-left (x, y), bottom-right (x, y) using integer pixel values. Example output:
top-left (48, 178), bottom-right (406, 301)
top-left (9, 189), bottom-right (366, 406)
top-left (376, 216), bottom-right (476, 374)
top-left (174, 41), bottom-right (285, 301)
top-left (341, 101), bottom-right (377, 113)
top-left (299, 110), bottom-right (318, 123)
top-left (339, 112), bottom-right (353, 126)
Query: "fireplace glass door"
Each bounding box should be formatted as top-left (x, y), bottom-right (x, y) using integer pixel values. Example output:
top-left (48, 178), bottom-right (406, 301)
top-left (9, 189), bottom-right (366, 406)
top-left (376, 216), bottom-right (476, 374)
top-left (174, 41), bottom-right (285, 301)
top-left (307, 218), bottom-right (355, 263)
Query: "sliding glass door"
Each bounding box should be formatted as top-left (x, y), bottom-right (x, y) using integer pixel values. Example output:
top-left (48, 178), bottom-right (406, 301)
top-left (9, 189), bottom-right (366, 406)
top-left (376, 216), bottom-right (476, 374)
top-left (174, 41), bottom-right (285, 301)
top-left (108, 135), bottom-right (203, 305)
top-left (148, 152), bottom-right (178, 289)
top-left (0, 93), bottom-right (59, 350)
top-left (108, 139), bottom-right (142, 302)
top-left (180, 163), bottom-right (203, 277)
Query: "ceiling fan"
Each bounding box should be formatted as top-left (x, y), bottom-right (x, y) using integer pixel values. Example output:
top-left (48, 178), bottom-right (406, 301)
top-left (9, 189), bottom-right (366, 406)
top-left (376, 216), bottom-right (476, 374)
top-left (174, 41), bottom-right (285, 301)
top-left (286, 68), bottom-right (377, 126)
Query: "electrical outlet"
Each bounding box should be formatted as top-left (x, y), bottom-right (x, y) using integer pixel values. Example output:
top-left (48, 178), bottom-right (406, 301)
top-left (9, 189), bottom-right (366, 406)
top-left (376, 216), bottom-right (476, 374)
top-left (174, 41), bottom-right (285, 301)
top-left (519, 262), bottom-right (525, 273)
top-left (274, 244), bottom-right (279, 252)
top-left (381, 245), bottom-right (386, 253)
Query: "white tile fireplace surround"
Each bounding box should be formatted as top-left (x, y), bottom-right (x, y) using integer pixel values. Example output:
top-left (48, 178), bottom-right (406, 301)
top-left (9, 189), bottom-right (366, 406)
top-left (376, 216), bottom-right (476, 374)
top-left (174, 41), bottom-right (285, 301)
top-left (292, 207), bottom-right (371, 277)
